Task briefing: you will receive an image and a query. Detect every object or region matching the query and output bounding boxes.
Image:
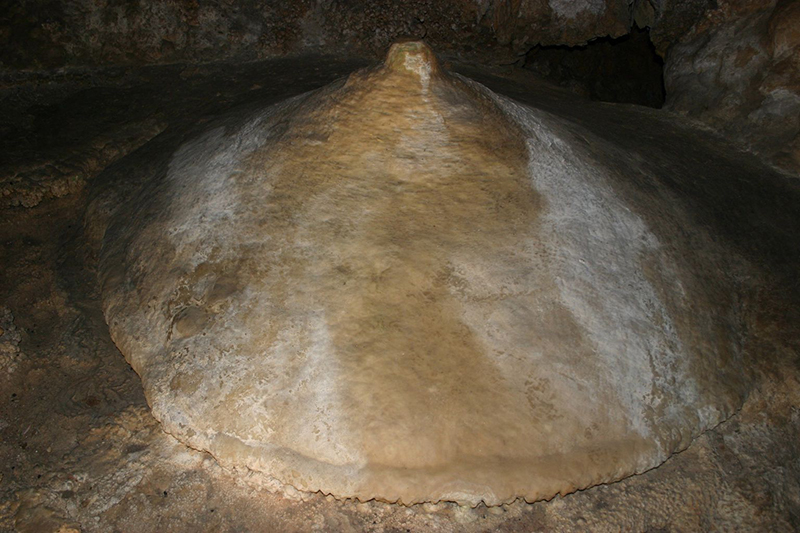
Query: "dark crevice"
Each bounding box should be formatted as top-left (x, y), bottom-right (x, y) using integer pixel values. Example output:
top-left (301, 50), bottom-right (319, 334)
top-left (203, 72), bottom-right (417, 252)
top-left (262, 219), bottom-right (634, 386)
top-left (523, 28), bottom-right (665, 108)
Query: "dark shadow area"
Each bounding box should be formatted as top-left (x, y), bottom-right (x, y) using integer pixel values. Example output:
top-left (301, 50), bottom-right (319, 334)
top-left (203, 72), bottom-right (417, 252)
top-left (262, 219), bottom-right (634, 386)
top-left (524, 28), bottom-right (665, 108)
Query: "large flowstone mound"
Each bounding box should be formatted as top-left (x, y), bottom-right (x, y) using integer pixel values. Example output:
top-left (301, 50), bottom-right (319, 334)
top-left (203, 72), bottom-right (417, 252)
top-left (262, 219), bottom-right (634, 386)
top-left (95, 42), bottom-right (751, 506)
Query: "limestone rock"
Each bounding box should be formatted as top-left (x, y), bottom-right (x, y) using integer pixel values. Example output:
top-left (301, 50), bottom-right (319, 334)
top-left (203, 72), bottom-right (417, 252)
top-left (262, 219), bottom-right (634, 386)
top-left (97, 42), bottom-right (751, 506)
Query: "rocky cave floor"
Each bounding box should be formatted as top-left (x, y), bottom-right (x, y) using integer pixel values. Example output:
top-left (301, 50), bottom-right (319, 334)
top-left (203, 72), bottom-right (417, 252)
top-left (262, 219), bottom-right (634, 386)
top-left (1, 56), bottom-right (800, 532)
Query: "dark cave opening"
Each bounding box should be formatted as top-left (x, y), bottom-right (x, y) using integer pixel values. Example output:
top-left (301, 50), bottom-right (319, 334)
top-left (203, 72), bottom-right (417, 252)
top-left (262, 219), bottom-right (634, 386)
top-left (523, 27), bottom-right (665, 108)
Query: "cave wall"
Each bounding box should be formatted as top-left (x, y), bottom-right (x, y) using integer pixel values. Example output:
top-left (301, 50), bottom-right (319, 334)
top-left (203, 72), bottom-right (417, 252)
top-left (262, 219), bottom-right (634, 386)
top-left (2, 0), bottom-right (798, 174)
top-left (665, 0), bottom-right (800, 173)
top-left (1, 0), bottom-right (705, 70)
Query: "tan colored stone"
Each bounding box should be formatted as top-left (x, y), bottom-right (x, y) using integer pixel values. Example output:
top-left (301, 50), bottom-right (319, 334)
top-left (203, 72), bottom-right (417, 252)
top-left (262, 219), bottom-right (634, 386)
top-left (98, 42), bottom-right (751, 506)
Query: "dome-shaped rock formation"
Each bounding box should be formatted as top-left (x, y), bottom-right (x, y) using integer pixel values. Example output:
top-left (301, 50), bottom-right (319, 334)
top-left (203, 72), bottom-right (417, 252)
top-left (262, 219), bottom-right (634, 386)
top-left (95, 41), bottom-right (751, 506)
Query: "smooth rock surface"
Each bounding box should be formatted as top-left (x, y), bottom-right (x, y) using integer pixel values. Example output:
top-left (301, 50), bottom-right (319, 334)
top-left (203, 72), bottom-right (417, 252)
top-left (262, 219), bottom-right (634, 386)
top-left (97, 42), bottom-right (752, 505)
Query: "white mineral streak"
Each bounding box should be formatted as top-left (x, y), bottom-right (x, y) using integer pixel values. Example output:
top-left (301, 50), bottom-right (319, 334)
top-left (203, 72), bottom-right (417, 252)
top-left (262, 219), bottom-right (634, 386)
top-left (496, 94), bottom-right (724, 448)
top-left (165, 99), bottom-right (301, 266)
top-left (404, 51), bottom-right (432, 94)
top-left (156, 96), bottom-right (364, 465)
top-left (523, 117), bottom-right (679, 439)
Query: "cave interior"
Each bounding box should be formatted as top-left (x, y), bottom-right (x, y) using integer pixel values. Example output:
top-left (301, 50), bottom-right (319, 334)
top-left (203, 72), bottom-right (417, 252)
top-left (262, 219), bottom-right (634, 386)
top-left (1, 1), bottom-right (799, 531)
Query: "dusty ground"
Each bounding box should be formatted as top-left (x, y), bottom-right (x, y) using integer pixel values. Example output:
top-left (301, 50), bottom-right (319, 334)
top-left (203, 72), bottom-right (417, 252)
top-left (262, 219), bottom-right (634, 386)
top-left (1, 57), bottom-right (799, 532)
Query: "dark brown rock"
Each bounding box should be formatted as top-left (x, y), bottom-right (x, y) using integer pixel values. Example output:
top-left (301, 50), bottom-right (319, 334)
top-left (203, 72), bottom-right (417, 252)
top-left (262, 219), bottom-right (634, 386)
top-left (665, 0), bottom-right (800, 174)
top-left (0, 0), bottom-right (710, 71)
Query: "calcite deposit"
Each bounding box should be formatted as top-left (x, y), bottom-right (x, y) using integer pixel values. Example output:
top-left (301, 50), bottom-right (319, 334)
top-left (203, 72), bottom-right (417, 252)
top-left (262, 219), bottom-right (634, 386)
top-left (96, 42), bottom-right (752, 506)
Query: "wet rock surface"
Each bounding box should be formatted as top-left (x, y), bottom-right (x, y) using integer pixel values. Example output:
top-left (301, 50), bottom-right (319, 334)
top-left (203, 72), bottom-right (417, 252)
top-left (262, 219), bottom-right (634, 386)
top-left (0, 56), bottom-right (799, 531)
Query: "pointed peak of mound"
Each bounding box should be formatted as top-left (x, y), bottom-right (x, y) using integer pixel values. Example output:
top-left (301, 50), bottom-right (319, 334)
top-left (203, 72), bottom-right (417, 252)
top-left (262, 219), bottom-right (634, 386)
top-left (384, 41), bottom-right (438, 69)
top-left (381, 41), bottom-right (441, 87)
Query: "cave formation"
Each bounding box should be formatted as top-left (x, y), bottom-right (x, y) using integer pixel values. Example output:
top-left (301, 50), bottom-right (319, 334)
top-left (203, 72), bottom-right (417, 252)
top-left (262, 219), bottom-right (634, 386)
top-left (1, 1), bottom-right (799, 532)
